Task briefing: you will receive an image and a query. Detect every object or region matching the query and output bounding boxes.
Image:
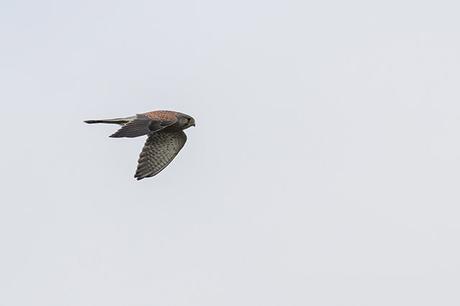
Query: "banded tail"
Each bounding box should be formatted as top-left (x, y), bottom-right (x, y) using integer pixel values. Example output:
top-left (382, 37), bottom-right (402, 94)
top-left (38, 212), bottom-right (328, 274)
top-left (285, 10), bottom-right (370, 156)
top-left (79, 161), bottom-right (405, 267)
top-left (84, 116), bottom-right (135, 125)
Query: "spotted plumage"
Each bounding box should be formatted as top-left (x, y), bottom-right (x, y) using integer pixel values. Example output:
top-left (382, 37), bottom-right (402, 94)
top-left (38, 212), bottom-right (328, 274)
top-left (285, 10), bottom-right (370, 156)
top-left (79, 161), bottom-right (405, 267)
top-left (85, 110), bottom-right (195, 180)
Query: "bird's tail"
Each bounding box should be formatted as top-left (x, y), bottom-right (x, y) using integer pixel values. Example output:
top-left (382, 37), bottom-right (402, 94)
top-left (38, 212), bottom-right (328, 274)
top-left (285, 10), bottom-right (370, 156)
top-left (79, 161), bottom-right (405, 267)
top-left (84, 116), bottom-right (135, 125)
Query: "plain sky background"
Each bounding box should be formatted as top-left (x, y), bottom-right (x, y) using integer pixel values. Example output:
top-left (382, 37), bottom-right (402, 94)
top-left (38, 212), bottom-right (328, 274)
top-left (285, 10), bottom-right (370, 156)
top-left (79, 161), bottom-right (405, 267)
top-left (1, 0), bottom-right (460, 305)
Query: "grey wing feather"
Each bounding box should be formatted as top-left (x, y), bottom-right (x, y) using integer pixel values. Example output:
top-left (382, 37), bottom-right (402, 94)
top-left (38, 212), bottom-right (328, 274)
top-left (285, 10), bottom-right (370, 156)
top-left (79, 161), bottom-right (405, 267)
top-left (110, 114), bottom-right (176, 138)
top-left (110, 114), bottom-right (152, 138)
top-left (134, 131), bottom-right (187, 180)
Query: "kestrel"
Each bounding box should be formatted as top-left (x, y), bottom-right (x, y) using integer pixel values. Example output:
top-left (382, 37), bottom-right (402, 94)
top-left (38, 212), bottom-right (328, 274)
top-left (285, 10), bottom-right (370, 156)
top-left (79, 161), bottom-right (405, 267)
top-left (85, 110), bottom-right (195, 180)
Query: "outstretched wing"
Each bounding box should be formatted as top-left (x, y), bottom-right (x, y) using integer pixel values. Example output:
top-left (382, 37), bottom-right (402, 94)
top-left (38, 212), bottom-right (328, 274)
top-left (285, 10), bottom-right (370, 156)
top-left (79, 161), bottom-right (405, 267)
top-left (134, 131), bottom-right (187, 180)
top-left (110, 114), bottom-right (176, 138)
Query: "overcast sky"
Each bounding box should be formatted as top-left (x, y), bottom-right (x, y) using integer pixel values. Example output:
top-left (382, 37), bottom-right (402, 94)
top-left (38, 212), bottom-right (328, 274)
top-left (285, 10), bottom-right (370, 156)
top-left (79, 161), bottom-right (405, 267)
top-left (1, 0), bottom-right (460, 305)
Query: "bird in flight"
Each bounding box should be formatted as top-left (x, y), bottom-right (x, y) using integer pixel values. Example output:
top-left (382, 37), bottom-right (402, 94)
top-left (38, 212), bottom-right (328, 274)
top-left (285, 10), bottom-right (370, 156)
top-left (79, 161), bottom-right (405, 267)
top-left (85, 110), bottom-right (195, 180)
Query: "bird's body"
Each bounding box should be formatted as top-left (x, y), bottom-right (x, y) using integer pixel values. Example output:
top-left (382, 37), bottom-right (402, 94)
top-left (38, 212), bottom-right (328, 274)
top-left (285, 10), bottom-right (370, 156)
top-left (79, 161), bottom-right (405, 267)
top-left (85, 110), bottom-right (195, 180)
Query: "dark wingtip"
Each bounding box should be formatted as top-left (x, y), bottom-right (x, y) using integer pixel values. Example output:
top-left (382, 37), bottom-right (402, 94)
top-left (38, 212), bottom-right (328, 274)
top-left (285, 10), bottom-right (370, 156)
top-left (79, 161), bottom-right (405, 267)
top-left (109, 131), bottom-right (127, 138)
top-left (84, 120), bottom-right (98, 124)
top-left (109, 128), bottom-right (128, 137)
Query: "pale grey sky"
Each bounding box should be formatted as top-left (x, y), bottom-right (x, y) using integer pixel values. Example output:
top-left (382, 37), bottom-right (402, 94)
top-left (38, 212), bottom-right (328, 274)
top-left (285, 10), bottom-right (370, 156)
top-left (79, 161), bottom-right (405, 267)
top-left (1, 0), bottom-right (460, 305)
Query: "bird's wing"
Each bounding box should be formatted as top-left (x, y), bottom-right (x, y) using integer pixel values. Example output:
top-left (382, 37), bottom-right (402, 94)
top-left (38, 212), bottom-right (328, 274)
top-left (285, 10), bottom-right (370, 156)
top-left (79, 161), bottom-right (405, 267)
top-left (134, 131), bottom-right (187, 180)
top-left (110, 114), bottom-right (176, 138)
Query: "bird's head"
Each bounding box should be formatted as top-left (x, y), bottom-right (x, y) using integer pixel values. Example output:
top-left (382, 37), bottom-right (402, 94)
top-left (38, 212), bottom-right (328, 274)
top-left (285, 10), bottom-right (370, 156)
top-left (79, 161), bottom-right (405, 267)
top-left (177, 113), bottom-right (196, 129)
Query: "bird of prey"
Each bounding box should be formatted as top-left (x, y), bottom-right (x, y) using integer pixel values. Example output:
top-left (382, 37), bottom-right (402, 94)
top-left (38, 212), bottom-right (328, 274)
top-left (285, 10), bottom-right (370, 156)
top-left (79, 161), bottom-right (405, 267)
top-left (85, 110), bottom-right (195, 180)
